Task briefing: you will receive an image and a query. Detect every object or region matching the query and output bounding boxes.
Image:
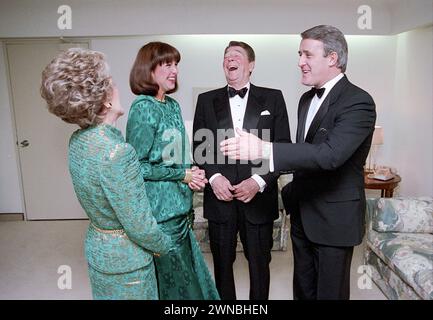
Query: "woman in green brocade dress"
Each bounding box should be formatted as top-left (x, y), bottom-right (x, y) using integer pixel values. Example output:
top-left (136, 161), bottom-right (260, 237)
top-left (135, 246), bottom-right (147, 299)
top-left (126, 42), bottom-right (219, 300)
top-left (40, 48), bottom-right (174, 300)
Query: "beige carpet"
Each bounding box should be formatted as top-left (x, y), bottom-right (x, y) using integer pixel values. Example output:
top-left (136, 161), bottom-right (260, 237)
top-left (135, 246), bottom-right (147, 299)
top-left (0, 219), bottom-right (386, 300)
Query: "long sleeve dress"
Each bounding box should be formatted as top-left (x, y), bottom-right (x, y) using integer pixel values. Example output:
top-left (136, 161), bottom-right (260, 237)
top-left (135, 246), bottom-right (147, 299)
top-left (126, 94), bottom-right (219, 300)
top-left (68, 123), bottom-right (173, 299)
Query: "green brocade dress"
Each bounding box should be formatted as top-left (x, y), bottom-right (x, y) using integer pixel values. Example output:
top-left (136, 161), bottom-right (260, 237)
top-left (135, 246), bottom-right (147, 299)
top-left (68, 124), bottom-right (173, 300)
top-left (126, 95), bottom-right (219, 300)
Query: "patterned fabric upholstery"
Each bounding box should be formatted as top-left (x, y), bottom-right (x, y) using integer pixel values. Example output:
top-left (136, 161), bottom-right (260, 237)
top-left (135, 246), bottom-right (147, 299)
top-left (372, 197), bottom-right (433, 233)
top-left (365, 197), bottom-right (433, 300)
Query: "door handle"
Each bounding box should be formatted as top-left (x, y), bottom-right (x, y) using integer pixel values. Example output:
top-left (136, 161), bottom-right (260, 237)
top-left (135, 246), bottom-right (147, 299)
top-left (20, 140), bottom-right (29, 147)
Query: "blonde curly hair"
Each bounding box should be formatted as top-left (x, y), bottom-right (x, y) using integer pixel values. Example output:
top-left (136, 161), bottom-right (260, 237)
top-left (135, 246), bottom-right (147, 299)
top-left (41, 48), bottom-right (113, 128)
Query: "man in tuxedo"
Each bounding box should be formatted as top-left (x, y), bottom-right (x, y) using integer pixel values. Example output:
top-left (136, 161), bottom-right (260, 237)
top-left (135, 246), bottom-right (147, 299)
top-left (193, 41), bottom-right (291, 300)
top-left (220, 26), bottom-right (376, 300)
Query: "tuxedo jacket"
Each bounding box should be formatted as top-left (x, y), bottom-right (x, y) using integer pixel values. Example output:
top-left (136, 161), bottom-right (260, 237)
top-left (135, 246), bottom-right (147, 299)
top-left (193, 84), bottom-right (291, 224)
top-left (277, 75), bottom-right (376, 246)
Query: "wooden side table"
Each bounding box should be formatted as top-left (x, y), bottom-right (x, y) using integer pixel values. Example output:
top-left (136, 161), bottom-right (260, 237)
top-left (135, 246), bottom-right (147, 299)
top-left (364, 174), bottom-right (401, 197)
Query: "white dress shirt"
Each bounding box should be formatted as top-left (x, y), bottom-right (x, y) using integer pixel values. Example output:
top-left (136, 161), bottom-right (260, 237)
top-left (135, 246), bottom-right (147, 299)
top-left (210, 83), bottom-right (267, 192)
top-left (230, 83), bottom-right (249, 136)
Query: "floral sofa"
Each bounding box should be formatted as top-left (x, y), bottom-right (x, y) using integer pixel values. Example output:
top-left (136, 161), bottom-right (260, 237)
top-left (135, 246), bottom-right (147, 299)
top-left (365, 197), bottom-right (433, 300)
top-left (192, 176), bottom-right (290, 252)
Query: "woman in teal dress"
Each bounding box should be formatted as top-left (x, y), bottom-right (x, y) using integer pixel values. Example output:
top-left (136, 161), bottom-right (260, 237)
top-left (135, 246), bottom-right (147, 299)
top-left (40, 48), bottom-right (174, 299)
top-left (126, 42), bottom-right (219, 300)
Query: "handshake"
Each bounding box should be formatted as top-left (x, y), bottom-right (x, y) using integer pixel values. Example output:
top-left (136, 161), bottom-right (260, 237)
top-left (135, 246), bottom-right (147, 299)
top-left (183, 166), bottom-right (208, 191)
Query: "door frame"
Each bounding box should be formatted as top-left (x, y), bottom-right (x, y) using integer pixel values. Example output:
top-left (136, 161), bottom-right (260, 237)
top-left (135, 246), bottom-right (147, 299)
top-left (2, 38), bottom-right (90, 220)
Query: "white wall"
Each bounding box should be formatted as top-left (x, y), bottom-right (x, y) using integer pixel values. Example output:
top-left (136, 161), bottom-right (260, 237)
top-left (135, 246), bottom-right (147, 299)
top-left (391, 0), bottom-right (433, 34)
top-left (0, 0), bottom-right (396, 37)
top-left (92, 34), bottom-right (399, 144)
top-left (390, 26), bottom-right (433, 196)
top-left (91, 35), bottom-right (304, 139)
top-left (0, 42), bottom-right (24, 213)
top-left (2, 0), bottom-right (431, 38)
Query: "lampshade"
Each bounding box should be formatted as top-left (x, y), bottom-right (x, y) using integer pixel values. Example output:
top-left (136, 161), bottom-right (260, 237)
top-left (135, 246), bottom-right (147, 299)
top-left (372, 126), bottom-right (384, 145)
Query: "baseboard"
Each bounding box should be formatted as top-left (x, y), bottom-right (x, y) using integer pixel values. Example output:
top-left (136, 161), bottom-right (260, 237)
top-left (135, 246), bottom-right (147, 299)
top-left (0, 213), bottom-right (24, 221)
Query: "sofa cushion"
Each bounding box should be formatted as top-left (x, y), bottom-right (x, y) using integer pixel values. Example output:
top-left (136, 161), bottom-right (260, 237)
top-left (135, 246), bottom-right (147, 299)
top-left (373, 197), bottom-right (433, 233)
top-left (367, 230), bottom-right (433, 300)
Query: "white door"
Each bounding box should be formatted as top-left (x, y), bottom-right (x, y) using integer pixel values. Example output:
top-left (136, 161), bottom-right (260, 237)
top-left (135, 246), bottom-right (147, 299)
top-left (6, 41), bottom-right (88, 220)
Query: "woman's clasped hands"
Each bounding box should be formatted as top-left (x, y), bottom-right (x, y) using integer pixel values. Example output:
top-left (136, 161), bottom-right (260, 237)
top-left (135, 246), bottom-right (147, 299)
top-left (187, 166), bottom-right (208, 191)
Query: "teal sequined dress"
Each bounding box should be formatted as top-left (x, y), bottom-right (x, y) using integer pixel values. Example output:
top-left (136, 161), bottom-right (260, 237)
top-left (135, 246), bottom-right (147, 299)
top-left (126, 95), bottom-right (219, 300)
top-left (68, 124), bottom-right (173, 300)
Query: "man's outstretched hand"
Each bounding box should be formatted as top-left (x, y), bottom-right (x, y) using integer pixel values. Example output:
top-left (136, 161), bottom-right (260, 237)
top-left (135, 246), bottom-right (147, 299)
top-left (220, 128), bottom-right (270, 161)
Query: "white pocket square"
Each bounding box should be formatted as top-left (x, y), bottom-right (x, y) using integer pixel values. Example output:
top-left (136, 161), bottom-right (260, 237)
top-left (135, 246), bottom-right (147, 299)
top-left (260, 110), bottom-right (271, 116)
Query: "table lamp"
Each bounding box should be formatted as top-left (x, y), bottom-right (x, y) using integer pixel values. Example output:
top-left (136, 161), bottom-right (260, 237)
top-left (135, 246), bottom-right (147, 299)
top-left (366, 125), bottom-right (384, 173)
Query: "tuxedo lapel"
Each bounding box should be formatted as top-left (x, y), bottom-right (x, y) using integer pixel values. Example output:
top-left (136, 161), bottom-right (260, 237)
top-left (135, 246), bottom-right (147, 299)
top-left (305, 96), bottom-right (330, 142)
top-left (214, 86), bottom-right (234, 133)
top-left (305, 75), bottom-right (349, 143)
top-left (242, 84), bottom-right (263, 131)
top-left (297, 92), bottom-right (314, 143)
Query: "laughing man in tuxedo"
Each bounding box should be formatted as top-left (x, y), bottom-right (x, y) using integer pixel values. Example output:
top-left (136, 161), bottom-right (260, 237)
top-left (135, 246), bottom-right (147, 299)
top-left (220, 26), bottom-right (376, 300)
top-left (193, 41), bottom-right (291, 300)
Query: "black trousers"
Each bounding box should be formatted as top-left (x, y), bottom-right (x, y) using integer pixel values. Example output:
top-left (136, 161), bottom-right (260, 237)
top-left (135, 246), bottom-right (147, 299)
top-left (290, 214), bottom-right (354, 300)
top-left (208, 202), bottom-right (274, 300)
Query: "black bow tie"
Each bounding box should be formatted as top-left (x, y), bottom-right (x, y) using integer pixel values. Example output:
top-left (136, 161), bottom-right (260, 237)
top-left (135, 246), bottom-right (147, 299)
top-left (310, 87), bottom-right (325, 98)
top-left (228, 86), bottom-right (248, 98)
